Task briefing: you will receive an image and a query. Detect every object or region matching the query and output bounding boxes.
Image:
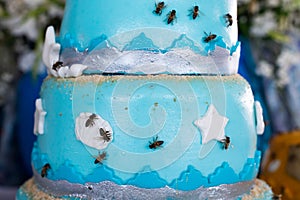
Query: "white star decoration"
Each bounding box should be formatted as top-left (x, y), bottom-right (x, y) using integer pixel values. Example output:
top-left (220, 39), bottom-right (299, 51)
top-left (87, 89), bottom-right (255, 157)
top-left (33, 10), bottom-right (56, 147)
top-left (33, 98), bottom-right (47, 135)
top-left (194, 104), bottom-right (229, 144)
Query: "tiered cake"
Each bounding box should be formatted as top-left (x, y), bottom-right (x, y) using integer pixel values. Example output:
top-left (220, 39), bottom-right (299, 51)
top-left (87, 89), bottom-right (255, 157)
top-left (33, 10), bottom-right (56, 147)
top-left (17, 0), bottom-right (273, 199)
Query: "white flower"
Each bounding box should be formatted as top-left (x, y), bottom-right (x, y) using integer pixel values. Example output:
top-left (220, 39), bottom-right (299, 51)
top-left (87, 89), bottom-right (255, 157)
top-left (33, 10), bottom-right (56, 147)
top-left (250, 12), bottom-right (277, 37)
top-left (266, 0), bottom-right (280, 7)
top-left (13, 18), bottom-right (38, 40)
top-left (256, 61), bottom-right (274, 78)
top-left (23, 0), bottom-right (45, 8)
top-left (276, 49), bottom-right (300, 86)
top-left (18, 51), bottom-right (36, 73)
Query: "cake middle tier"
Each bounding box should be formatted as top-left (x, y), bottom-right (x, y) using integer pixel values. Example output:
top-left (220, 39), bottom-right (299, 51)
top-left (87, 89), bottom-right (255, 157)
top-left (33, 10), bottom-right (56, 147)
top-left (33, 74), bottom-right (260, 191)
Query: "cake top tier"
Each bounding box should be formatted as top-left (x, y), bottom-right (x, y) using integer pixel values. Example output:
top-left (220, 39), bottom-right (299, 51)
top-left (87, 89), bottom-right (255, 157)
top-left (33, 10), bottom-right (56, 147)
top-left (45, 0), bottom-right (240, 76)
top-left (60, 0), bottom-right (237, 51)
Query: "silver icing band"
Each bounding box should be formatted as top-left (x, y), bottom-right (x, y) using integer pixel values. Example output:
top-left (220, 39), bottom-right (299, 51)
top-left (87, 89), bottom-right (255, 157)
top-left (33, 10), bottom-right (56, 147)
top-left (33, 170), bottom-right (255, 200)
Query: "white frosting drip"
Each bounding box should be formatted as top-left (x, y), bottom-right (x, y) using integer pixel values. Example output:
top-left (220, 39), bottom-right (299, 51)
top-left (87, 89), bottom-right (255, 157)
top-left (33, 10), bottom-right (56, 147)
top-left (255, 101), bottom-right (265, 135)
top-left (33, 98), bottom-right (47, 135)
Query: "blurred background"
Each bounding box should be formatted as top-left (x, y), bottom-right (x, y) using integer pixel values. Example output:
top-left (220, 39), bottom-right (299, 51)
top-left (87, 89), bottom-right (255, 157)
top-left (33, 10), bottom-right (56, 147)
top-left (0, 0), bottom-right (299, 199)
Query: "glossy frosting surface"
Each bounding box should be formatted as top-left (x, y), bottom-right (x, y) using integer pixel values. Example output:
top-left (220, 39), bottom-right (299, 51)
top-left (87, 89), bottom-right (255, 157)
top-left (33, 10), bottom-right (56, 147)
top-left (60, 0), bottom-right (238, 51)
top-left (57, 0), bottom-right (239, 75)
top-left (18, 0), bottom-right (265, 198)
top-left (32, 74), bottom-right (260, 190)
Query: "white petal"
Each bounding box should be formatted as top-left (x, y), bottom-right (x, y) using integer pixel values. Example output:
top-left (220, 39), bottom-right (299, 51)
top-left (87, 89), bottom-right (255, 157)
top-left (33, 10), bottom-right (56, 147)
top-left (68, 64), bottom-right (88, 77)
top-left (42, 26), bottom-right (61, 72)
top-left (57, 66), bottom-right (69, 77)
top-left (255, 101), bottom-right (265, 135)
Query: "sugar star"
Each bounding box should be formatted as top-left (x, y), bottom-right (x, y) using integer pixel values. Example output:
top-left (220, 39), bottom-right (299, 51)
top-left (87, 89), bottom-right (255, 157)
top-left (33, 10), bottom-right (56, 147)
top-left (34, 98), bottom-right (47, 135)
top-left (194, 104), bottom-right (229, 144)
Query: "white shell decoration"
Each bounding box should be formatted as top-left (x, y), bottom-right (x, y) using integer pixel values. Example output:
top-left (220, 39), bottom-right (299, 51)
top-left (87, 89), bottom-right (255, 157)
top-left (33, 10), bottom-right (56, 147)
top-left (75, 112), bottom-right (113, 150)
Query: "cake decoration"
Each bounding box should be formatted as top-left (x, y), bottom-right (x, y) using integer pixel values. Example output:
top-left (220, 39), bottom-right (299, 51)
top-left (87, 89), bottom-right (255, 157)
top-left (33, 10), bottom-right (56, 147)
top-left (60, 31), bottom-right (240, 75)
top-left (194, 104), bottom-right (229, 144)
top-left (42, 26), bottom-right (60, 72)
top-left (55, 0), bottom-right (239, 75)
top-left (75, 112), bottom-right (113, 150)
top-left (43, 26), bottom-right (87, 78)
top-left (255, 101), bottom-right (265, 135)
top-left (17, 0), bottom-right (274, 198)
top-left (33, 98), bottom-right (46, 135)
top-left (19, 168), bottom-right (268, 200)
top-left (55, 63), bottom-right (88, 78)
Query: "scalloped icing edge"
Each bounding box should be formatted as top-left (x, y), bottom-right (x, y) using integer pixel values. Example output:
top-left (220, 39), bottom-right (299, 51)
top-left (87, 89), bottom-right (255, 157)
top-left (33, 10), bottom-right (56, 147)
top-left (32, 142), bottom-right (261, 191)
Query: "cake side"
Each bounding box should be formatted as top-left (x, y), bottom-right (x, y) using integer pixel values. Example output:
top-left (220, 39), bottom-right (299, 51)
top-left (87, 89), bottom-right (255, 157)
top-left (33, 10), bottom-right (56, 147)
top-left (31, 74), bottom-right (262, 191)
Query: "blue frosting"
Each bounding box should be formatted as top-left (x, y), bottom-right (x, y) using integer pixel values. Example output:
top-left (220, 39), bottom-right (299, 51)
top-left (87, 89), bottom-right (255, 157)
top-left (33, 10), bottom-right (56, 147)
top-left (33, 75), bottom-right (259, 191)
top-left (32, 142), bottom-right (261, 190)
top-left (123, 33), bottom-right (160, 51)
top-left (56, 0), bottom-right (239, 75)
top-left (60, 0), bottom-right (238, 52)
top-left (169, 166), bottom-right (209, 190)
top-left (59, 32), bottom-right (241, 75)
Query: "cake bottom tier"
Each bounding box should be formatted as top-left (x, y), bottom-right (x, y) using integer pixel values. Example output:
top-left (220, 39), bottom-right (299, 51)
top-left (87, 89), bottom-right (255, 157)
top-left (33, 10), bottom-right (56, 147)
top-left (17, 174), bottom-right (274, 200)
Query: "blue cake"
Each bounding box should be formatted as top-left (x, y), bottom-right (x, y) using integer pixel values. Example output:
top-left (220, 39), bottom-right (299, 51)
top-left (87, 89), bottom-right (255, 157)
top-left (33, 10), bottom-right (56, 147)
top-left (17, 0), bottom-right (273, 199)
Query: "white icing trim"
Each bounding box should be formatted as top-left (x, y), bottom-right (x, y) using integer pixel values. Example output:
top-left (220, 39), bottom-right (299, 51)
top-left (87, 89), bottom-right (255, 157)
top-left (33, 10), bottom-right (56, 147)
top-left (43, 26), bottom-right (61, 70)
top-left (56, 64), bottom-right (88, 78)
top-left (33, 98), bottom-right (47, 135)
top-left (255, 101), bottom-right (265, 135)
top-left (43, 26), bottom-right (87, 78)
top-left (194, 104), bottom-right (229, 144)
top-left (75, 112), bottom-right (113, 150)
